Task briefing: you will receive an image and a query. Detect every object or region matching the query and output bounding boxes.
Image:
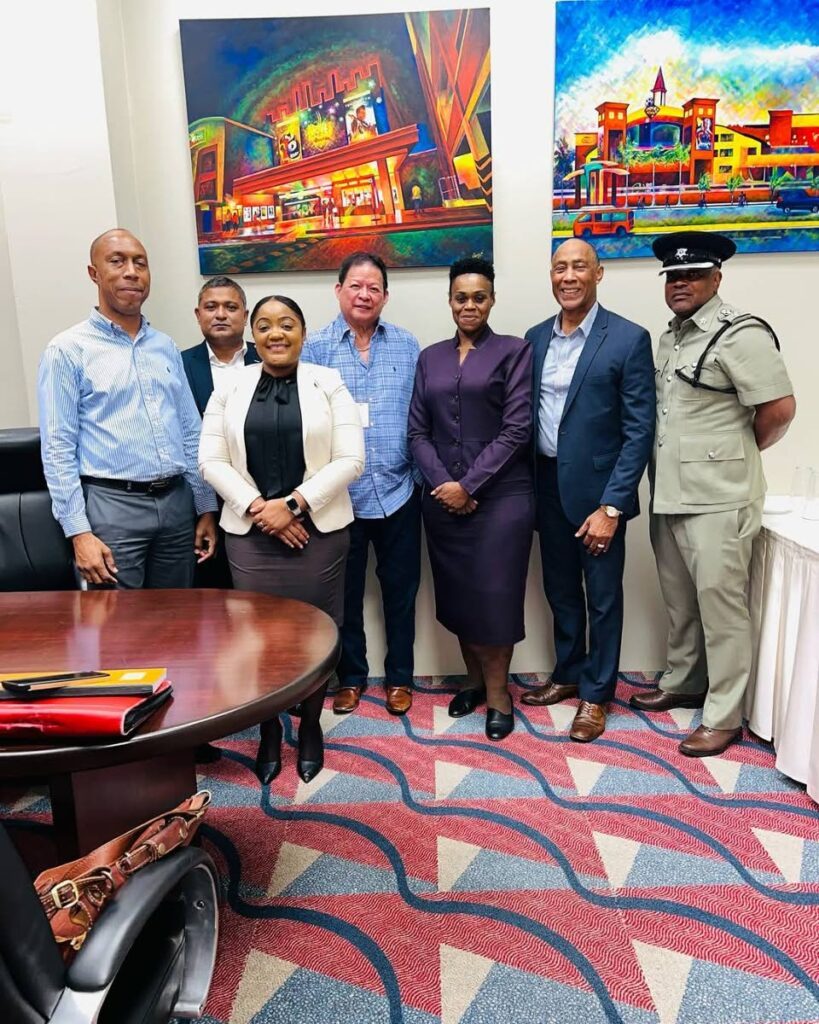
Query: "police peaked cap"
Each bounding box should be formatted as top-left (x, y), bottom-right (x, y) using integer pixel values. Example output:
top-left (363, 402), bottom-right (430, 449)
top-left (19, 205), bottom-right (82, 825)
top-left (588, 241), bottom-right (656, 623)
top-left (652, 231), bottom-right (737, 275)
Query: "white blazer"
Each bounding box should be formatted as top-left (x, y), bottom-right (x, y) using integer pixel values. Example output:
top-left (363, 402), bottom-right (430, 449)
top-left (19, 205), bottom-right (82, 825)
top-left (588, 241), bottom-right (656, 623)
top-left (198, 361), bottom-right (365, 535)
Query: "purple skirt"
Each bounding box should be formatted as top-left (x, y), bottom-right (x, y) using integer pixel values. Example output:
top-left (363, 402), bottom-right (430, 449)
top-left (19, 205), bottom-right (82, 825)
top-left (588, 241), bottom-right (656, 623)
top-left (422, 489), bottom-right (534, 645)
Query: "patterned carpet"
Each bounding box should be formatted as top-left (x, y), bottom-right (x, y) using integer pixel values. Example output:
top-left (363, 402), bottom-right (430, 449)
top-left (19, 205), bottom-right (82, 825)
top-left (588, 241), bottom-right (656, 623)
top-left (4, 672), bottom-right (819, 1024)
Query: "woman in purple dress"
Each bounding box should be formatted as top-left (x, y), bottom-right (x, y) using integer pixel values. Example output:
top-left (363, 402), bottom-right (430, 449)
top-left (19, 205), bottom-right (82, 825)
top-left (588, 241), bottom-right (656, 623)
top-left (408, 257), bottom-right (534, 740)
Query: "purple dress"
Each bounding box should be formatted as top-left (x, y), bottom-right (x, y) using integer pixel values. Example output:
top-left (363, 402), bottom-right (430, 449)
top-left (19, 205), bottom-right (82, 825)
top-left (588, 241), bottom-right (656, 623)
top-left (408, 327), bottom-right (534, 644)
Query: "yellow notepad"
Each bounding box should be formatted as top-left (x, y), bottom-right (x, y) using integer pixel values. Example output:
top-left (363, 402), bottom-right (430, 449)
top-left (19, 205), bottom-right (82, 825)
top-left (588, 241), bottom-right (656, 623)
top-left (0, 668), bottom-right (168, 698)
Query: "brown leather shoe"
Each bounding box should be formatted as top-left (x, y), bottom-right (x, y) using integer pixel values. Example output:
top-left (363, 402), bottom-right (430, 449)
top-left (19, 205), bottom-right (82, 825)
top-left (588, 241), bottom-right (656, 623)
top-left (569, 701), bottom-right (607, 742)
top-left (678, 724), bottom-right (742, 757)
top-left (333, 686), bottom-right (362, 715)
top-left (520, 680), bottom-right (578, 706)
top-left (629, 688), bottom-right (706, 712)
top-left (385, 685), bottom-right (413, 716)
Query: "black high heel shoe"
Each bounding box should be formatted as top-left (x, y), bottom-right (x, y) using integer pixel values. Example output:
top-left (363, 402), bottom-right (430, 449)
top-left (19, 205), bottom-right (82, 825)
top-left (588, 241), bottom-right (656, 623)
top-left (485, 707), bottom-right (514, 741)
top-left (448, 686), bottom-right (486, 718)
top-left (255, 718), bottom-right (283, 784)
top-left (297, 723), bottom-right (324, 783)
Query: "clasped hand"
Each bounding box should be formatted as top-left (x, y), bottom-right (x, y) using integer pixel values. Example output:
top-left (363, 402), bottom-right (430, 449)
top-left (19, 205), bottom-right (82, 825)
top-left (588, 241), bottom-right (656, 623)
top-left (575, 507), bottom-right (618, 556)
top-left (250, 498), bottom-right (309, 549)
top-left (431, 481), bottom-right (477, 515)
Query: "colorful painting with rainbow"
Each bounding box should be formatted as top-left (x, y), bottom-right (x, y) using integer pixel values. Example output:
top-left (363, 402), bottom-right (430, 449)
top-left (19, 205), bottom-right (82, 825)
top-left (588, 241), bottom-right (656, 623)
top-left (552, 0), bottom-right (819, 258)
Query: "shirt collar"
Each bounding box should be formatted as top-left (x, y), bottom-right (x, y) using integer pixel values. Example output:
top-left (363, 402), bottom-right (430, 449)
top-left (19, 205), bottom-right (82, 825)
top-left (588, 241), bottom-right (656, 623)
top-left (671, 293), bottom-right (722, 335)
top-left (553, 302), bottom-right (599, 340)
top-left (206, 341), bottom-right (247, 368)
top-left (335, 311), bottom-right (384, 342)
top-left (89, 306), bottom-right (148, 340)
top-left (450, 324), bottom-right (493, 348)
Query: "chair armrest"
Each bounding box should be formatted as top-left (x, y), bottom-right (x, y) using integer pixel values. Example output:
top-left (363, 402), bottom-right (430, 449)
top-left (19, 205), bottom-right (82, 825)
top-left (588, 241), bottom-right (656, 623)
top-left (66, 848), bottom-right (217, 993)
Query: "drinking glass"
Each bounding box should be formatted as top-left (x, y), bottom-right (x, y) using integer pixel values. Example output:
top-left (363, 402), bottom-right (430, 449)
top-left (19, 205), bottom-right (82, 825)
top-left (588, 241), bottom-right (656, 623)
top-left (789, 465), bottom-right (809, 513)
top-left (802, 468), bottom-right (819, 521)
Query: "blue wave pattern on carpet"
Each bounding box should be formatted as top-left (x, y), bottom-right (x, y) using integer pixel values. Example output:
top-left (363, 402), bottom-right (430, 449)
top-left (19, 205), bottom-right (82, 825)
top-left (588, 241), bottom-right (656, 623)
top-left (3, 672), bottom-right (819, 1024)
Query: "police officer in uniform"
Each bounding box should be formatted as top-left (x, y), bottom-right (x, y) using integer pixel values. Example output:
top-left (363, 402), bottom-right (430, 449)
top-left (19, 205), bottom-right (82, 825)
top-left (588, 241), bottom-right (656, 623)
top-left (631, 231), bottom-right (795, 757)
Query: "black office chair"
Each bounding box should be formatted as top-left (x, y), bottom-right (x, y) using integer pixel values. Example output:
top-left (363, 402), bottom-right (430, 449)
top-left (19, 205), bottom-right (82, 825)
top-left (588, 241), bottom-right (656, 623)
top-left (0, 428), bottom-right (75, 590)
top-left (0, 824), bottom-right (219, 1023)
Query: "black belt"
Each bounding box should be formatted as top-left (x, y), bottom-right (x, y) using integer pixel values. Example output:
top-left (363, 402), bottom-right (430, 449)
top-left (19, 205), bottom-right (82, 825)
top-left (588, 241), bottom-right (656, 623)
top-left (81, 475), bottom-right (182, 494)
top-left (536, 454), bottom-right (557, 463)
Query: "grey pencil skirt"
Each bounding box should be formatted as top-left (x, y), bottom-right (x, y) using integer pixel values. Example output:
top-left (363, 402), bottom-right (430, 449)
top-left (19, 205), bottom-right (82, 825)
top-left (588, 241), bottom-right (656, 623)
top-left (225, 520), bottom-right (350, 627)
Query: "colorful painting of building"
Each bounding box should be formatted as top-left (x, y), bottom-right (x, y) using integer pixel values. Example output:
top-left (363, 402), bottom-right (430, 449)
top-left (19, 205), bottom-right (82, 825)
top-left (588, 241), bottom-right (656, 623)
top-left (179, 11), bottom-right (492, 274)
top-left (553, 0), bottom-right (819, 258)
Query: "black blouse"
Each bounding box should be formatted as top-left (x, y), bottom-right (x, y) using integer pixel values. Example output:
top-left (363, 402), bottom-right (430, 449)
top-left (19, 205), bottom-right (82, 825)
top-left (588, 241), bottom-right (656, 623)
top-left (244, 370), bottom-right (306, 500)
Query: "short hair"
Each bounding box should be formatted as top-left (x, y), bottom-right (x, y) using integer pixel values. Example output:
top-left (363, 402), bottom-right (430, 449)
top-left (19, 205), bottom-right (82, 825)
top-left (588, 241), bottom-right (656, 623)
top-left (249, 294), bottom-right (306, 330)
top-left (338, 251), bottom-right (388, 291)
top-left (449, 256), bottom-right (495, 290)
top-left (198, 276), bottom-right (247, 307)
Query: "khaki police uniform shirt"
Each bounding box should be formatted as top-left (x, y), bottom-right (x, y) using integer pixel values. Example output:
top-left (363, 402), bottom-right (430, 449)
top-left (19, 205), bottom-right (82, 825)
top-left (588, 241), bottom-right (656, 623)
top-left (651, 293), bottom-right (793, 514)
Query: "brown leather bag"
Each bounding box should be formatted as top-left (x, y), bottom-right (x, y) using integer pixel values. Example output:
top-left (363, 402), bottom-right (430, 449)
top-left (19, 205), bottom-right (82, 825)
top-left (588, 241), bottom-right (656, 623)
top-left (34, 790), bottom-right (211, 960)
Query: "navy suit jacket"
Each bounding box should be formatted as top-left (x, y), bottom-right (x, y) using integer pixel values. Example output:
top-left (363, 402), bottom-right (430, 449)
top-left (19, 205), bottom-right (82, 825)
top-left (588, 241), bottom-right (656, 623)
top-left (526, 305), bottom-right (655, 525)
top-left (181, 340), bottom-right (260, 417)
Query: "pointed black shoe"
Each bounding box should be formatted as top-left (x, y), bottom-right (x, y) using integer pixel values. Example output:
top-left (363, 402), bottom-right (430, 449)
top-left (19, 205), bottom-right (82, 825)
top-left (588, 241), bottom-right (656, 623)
top-left (297, 753), bottom-right (324, 784)
top-left (297, 724), bottom-right (324, 783)
top-left (485, 707), bottom-right (514, 741)
top-left (448, 686), bottom-right (487, 718)
top-left (255, 757), bottom-right (282, 785)
top-left (255, 719), bottom-right (283, 785)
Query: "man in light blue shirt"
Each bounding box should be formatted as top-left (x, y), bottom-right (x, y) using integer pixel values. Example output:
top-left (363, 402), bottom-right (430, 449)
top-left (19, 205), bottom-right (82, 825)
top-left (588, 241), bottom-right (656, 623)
top-left (303, 252), bottom-right (421, 717)
top-left (521, 239), bottom-right (655, 742)
top-left (38, 228), bottom-right (218, 588)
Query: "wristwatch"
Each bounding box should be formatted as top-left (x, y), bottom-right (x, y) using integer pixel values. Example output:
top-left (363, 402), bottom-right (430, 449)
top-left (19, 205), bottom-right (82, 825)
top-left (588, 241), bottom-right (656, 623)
top-left (284, 494), bottom-right (304, 517)
top-left (602, 505), bottom-right (621, 518)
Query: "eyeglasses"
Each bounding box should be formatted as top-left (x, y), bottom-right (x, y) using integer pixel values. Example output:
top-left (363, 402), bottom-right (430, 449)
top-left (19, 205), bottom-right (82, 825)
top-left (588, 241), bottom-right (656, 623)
top-left (665, 269), bottom-right (713, 283)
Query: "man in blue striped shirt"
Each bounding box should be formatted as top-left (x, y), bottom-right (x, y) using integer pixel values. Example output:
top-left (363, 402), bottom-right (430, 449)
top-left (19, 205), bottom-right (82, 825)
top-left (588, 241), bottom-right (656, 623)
top-left (38, 228), bottom-right (218, 588)
top-left (303, 252), bottom-right (421, 717)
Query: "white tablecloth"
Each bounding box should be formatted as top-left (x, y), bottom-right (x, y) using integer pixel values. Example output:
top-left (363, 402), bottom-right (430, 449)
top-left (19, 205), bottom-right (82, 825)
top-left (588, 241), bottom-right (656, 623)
top-left (747, 504), bottom-right (819, 802)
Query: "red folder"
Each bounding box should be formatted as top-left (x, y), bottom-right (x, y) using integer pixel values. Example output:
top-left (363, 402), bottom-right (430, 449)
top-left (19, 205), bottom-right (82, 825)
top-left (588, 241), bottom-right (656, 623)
top-left (0, 680), bottom-right (173, 740)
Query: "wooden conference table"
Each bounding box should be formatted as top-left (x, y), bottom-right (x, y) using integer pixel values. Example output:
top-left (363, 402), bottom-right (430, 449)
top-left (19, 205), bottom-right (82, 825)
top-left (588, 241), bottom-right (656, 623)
top-left (0, 589), bottom-right (339, 856)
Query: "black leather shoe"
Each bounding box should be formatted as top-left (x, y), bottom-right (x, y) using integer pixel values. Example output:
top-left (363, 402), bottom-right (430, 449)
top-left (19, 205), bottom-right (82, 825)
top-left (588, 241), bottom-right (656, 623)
top-left (255, 758), bottom-right (282, 785)
top-left (297, 753), bottom-right (324, 784)
top-left (485, 708), bottom-right (514, 741)
top-left (448, 687), bottom-right (486, 718)
top-left (297, 724), bottom-right (324, 783)
top-left (255, 719), bottom-right (283, 785)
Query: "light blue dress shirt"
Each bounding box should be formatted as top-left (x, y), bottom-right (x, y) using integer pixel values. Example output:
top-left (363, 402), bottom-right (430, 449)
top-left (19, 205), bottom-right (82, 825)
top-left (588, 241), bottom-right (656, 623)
top-left (38, 308), bottom-right (217, 537)
top-left (303, 313), bottom-right (420, 519)
top-left (537, 303), bottom-right (599, 457)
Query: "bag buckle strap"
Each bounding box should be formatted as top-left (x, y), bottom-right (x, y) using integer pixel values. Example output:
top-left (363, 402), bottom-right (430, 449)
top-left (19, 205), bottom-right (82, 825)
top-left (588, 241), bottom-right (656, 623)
top-left (50, 879), bottom-right (80, 910)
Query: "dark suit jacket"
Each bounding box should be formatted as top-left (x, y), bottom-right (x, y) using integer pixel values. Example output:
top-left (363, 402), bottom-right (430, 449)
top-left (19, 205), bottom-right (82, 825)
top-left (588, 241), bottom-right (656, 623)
top-left (180, 340), bottom-right (260, 417)
top-left (526, 305), bottom-right (655, 524)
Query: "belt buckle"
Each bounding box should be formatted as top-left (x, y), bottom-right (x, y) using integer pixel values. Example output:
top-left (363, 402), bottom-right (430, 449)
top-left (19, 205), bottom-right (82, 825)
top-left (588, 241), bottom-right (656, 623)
top-left (147, 478), bottom-right (168, 493)
top-left (51, 879), bottom-right (80, 910)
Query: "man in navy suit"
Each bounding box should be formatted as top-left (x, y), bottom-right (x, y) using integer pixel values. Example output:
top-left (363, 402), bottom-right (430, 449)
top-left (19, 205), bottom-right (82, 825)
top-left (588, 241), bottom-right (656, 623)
top-left (181, 276), bottom-right (260, 417)
top-left (182, 276), bottom-right (260, 589)
top-left (521, 239), bottom-right (655, 741)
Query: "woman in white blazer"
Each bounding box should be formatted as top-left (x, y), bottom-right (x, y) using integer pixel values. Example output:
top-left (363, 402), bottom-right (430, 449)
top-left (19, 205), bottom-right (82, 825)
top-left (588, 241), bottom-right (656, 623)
top-left (199, 294), bottom-right (364, 785)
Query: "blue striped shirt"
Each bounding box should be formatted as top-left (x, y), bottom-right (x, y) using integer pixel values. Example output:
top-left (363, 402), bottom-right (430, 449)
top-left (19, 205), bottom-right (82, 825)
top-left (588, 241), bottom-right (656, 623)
top-left (38, 308), bottom-right (217, 537)
top-left (537, 302), bottom-right (599, 457)
top-left (303, 314), bottom-right (420, 518)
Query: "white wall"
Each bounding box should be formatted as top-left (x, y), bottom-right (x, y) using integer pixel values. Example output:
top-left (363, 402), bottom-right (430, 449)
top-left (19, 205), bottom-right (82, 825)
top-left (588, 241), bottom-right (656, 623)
top-left (1, 0), bottom-right (813, 675)
top-left (0, 1), bottom-right (119, 427)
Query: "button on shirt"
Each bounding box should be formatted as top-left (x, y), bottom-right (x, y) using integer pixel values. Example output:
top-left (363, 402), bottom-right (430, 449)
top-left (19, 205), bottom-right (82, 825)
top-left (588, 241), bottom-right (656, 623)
top-left (208, 343), bottom-right (249, 396)
top-left (303, 314), bottom-right (420, 518)
top-left (38, 308), bottom-right (217, 537)
top-left (538, 303), bottom-right (599, 456)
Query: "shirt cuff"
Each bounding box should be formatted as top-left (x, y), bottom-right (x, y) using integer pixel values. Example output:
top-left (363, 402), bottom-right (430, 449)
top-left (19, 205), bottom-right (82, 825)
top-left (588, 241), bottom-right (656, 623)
top-left (194, 495), bottom-right (219, 516)
top-left (60, 512), bottom-right (92, 539)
